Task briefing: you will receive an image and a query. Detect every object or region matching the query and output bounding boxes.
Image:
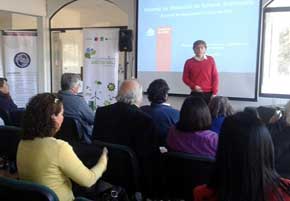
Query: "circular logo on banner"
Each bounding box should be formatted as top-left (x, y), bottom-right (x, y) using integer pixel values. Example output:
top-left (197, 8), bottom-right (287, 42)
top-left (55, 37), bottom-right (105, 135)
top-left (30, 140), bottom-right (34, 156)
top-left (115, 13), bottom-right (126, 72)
top-left (14, 52), bottom-right (31, 68)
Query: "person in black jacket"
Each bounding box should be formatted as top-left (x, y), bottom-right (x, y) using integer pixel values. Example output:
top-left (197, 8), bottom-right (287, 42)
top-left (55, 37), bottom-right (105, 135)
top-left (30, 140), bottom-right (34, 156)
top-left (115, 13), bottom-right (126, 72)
top-left (92, 79), bottom-right (159, 158)
top-left (0, 77), bottom-right (17, 113)
top-left (92, 79), bottom-right (159, 196)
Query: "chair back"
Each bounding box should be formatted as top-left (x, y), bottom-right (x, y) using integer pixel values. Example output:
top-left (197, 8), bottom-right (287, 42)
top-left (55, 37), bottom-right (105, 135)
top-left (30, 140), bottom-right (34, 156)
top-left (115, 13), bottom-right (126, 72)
top-left (56, 117), bottom-right (81, 146)
top-left (161, 152), bottom-right (215, 201)
top-left (0, 176), bottom-right (59, 201)
top-left (75, 140), bottom-right (140, 194)
top-left (0, 126), bottom-right (22, 161)
top-left (10, 108), bottom-right (25, 127)
top-left (93, 140), bottom-right (140, 194)
top-left (0, 108), bottom-right (11, 125)
top-left (257, 106), bottom-right (277, 123)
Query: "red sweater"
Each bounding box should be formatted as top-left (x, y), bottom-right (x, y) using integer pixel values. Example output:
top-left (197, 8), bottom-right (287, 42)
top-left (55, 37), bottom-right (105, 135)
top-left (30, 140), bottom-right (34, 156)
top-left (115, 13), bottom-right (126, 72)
top-left (193, 178), bottom-right (290, 201)
top-left (182, 56), bottom-right (219, 95)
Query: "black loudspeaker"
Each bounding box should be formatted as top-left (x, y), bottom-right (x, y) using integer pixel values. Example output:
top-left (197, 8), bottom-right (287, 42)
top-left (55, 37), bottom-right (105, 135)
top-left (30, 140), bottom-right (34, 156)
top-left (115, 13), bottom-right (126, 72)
top-left (119, 29), bottom-right (133, 52)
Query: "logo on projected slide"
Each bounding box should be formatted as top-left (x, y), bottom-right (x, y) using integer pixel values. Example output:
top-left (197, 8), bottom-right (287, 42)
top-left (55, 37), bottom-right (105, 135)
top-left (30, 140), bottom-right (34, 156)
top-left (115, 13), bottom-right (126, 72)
top-left (14, 52), bottom-right (31, 68)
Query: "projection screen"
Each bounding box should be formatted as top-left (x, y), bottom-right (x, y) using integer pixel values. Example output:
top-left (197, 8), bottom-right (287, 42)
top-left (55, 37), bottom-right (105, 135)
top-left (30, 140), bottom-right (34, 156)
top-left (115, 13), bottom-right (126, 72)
top-left (137, 0), bottom-right (262, 100)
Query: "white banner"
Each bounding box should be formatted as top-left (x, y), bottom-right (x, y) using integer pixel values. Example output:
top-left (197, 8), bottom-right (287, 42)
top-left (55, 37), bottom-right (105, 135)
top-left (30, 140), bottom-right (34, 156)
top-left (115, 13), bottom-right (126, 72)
top-left (83, 28), bottom-right (119, 108)
top-left (3, 31), bottom-right (38, 107)
top-left (0, 32), bottom-right (3, 77)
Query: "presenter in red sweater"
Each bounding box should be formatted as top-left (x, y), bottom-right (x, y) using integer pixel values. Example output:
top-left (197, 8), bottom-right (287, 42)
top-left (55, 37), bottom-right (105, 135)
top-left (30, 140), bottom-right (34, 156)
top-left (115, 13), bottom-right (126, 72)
top-left (182, 40), bottom-right (219, 104)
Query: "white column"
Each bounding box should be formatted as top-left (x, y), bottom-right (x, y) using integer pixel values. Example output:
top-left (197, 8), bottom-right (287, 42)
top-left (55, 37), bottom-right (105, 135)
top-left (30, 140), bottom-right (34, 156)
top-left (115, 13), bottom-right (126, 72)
top-left (37, 16), bottom-right (51, 92)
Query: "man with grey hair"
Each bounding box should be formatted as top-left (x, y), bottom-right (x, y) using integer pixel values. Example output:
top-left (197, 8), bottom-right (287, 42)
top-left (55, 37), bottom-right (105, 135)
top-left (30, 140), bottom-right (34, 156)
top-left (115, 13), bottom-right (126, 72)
top-left (115, 79), bottom-right (143, 106)
top-left (92, 79), bottom-right (159, 195)
top-left (58, 73), bottom-right (94, 143)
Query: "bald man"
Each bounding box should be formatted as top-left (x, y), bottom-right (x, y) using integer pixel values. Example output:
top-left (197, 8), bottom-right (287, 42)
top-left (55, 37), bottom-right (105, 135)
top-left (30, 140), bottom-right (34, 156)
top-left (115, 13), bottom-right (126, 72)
top-left (92, 80), bottom-right (159, 154)
top-left (92, 80), bottom-right (159, 194)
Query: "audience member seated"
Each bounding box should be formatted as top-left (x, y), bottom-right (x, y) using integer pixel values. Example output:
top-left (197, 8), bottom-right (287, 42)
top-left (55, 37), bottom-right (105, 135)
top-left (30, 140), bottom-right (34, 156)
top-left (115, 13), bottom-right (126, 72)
top-left (58, 73), bottom-right (94, 143)
top-left (167, 96), bottom-right (218, 158)
top-left (17, 93), bottom-right (108, 201)
top-left (0, 77), bottom-right (17, 113)
top-left (92, 79), bottom-right (159, 157)
top-left (0, 117), bottom-right (4, 126)
top-left (208, 96), bottom-right (234, 134)
top-left (92, 79), bottom-right (160, 195)
top-left (141, 79), bottom-right (179, 145)
top-left (268, 101), bottom-right (290, 179)
top-left (194, 111), bottom-right (290, 201)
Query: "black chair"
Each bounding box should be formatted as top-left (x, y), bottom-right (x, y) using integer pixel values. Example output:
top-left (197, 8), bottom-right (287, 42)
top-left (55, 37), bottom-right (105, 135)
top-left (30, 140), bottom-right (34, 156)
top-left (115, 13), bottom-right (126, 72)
top-left (0, 108), bottom-right (12, 125)
top-left (0, 126), bottom-right (22, 173)
top-left (10, 108), bottom-right (25, 127)
top-left (56, 117), bottom-right (82, 146)
top-left (77, 140), bottom-right (140, 196)
top-left (257, 106), bottom-right (277, 123)
top-left (244, 106), bottom-right (259, 117)
top-left (161, 152), bottom-right (215, 201)
top-left (95, 140), bottom-right (140, 195)
top-left (0, 176), bottom-right (59, 201)
top-left (244, 106), bottom-right (278, 124)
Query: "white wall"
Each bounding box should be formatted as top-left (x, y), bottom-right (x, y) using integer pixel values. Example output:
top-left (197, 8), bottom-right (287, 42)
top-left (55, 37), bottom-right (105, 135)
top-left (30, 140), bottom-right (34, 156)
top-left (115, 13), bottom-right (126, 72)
top-left (47, 0), bottom-right (134, 20)
top-left (12, 14), bottom-right (37, 29)
top-left (51, 8), bottom-right (81, 28)
top-left (47, 0), bottom-right (76, 17)
top-left (79, 7), bottom-right (128, 27)
top-left (0, 0), bottom-right (46, 16)
top-left (50, 2), bottom-right (128, 28)
top-left (0, 11), bottom-right (11, 29)
top-left (0, 12), bottom-right (39, 30)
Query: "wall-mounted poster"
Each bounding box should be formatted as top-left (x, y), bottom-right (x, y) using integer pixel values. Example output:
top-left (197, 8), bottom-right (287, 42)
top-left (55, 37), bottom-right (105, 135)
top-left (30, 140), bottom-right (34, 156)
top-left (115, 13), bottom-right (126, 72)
top-left (3, 31), bottom-right (38, 107)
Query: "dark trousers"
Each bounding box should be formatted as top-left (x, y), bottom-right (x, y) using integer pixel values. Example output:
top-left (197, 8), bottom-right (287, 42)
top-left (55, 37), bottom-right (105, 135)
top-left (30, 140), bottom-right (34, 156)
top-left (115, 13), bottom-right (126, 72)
top-left (190, 91), bottom-right (213, 104)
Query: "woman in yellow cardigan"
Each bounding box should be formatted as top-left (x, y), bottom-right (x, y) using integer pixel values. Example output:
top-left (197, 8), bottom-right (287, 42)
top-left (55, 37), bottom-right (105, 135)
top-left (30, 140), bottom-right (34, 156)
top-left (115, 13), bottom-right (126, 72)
top-left (17, 93), bottom-right (108, 201)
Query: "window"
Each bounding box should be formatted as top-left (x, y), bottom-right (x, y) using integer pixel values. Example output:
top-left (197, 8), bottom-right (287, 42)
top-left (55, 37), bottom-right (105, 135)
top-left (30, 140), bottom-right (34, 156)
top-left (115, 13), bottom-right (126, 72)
top-left (260, 0), bottom-right (290, 97)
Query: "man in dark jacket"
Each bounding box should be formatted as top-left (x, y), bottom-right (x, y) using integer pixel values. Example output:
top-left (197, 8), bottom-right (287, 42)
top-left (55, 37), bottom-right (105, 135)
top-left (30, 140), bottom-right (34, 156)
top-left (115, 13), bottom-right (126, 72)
top-left (92, 79), bottom-right (160, 195)
top-left (141, 79), bottom-right (179, 145)
top-left (0, 77), bottom-right (17, 113)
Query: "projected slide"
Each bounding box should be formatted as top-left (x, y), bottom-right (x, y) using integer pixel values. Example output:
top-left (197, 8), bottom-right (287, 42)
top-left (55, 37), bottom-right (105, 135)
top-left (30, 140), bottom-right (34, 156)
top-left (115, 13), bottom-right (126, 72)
top-left (137, 0), bottom-right (261, 99)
